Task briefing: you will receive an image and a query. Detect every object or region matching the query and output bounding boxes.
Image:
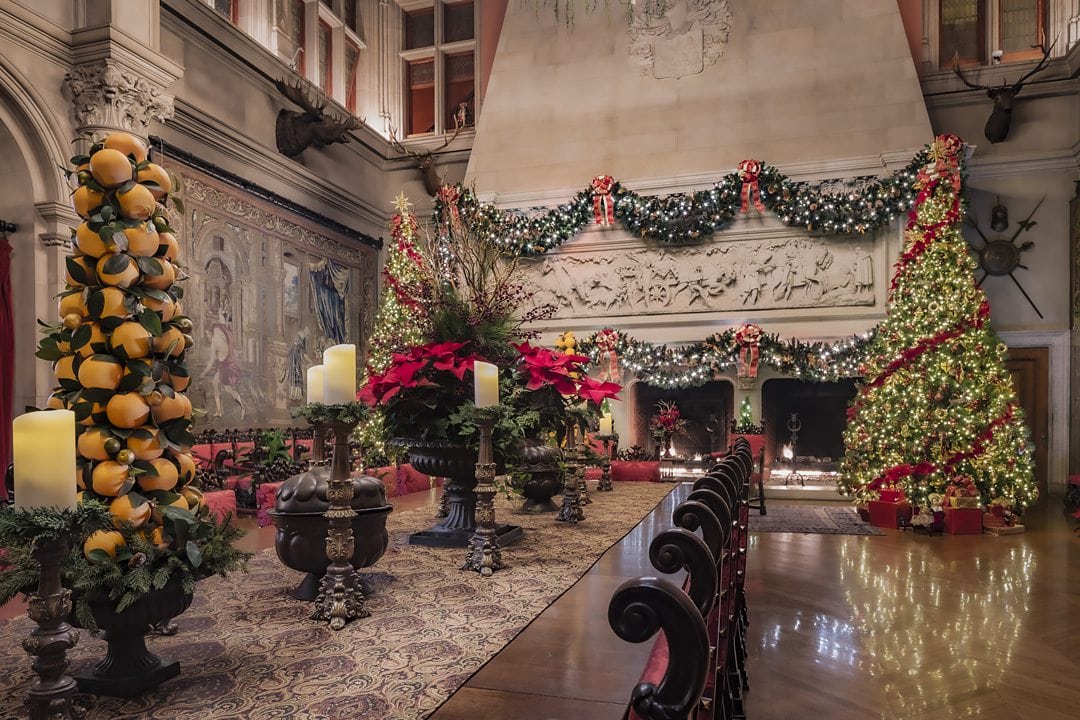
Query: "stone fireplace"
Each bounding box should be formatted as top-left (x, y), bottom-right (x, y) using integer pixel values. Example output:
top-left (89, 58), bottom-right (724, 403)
top-left (761, 378), bottom-right (857, 488)
top-left (630, 381), bottom-right (734, 457)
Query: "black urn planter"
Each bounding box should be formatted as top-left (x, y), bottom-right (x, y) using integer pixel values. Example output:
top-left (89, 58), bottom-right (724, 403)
top-left (72, 580), bottom-right (194, 698)
top-left (271, 466), bottom-right (392, 601)
top-left (517, 440), bottom-right (563, 514)
top-left (405, 440), bottom-right (522, 548)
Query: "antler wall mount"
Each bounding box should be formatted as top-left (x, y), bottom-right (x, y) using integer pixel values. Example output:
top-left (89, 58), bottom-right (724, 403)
top-left (952, 42), bottom-right (1054, 144)
top-left (388, 111), bottom-right (466, 197)
top-left (273, 78), bottom-right (364, 157)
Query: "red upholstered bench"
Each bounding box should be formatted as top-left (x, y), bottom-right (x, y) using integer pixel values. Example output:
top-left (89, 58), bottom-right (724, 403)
top-left (583, 467), bottom-right (603, 481)
top-left (256, 481), bottom-right (284, 527)
top-left (610, 461), bottom-right (661, 483)
top-left (203, 489), bottom-right (237, 524)
top-left (364, 464), bottom-right (435, 499)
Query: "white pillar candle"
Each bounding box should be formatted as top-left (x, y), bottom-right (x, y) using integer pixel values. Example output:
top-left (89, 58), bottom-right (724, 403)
top-left (306, 365), bottom-right (325, 403)
top-left (13, 410), bottom-right (77, 511)
top-left (473, 361), bottom-right (499, 408)
top-left (599, 413), bottom-right (613, 436)
top-left (323, 344), bottom-right (356, 404)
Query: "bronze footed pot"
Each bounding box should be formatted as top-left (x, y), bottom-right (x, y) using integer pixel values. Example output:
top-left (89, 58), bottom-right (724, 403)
top-left (517, 439), bottom-right (563, 513)
top-left (404, 440), bottom-right (523, 548)
top-left (72, 579), bottom-right (193, 697)
top-left (271, 466), bottom-right (392, 601)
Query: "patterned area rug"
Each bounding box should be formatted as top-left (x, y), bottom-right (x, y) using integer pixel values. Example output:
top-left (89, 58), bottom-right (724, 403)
top-left (749, 504), bottom-right (884, 536)
top-left (0, 483), bottom-right (671, 720)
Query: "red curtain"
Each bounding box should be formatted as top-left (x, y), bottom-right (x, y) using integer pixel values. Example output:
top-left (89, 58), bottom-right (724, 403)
top-left (0, 235), bottom-right (12, 501)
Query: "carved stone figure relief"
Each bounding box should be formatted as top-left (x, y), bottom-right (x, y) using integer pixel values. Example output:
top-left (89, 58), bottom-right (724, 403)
top-left (628, 0), bottom-right (733, 79)
top-left (521, 234), bottom-right (877, 319)
top-left (65, 60), bottom-right (175, 136)
top-left (164, 161), bottom-right (378, 429)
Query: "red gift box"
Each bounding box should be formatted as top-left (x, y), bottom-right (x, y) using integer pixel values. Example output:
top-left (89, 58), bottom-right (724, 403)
top-left (868, 499), bottom-right (912, 529)
top-left (944, 507), bottom-right (982, 535)
top-left (878, 489), bottom-right (905, 503)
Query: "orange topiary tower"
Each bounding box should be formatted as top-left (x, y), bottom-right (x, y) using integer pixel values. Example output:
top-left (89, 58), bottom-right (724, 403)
top-left (38, 131), bottom-right (206, 554)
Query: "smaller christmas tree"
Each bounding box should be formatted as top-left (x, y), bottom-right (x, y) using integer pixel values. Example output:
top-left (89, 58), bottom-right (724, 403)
top-left (365, 193), bottom-right (431, 375)
top-left (358, 194), bottom-right (432, 462)
top-left (732, 397), bottom-right (764, 434)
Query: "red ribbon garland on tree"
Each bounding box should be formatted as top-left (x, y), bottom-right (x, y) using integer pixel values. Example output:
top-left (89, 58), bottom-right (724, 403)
top-left (847, 300), bottom-right (990, 420)
top-left (734, 323), bottom-right (763, 378)
top-left (866, 404), bottom-right (1016, 492)
top-left (738, 160), bottom-right (766, 214)
top-left (591, 175), bottom-right (615, 225)
top-left (594, 328), bottom-right (620, 382)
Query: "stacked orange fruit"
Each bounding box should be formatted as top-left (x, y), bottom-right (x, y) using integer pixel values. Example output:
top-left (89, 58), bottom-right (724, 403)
top-left (37, 131), bottom-right (207, 559)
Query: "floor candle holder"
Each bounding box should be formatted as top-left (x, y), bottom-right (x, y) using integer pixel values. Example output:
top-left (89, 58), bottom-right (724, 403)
top-left (578, 442), bottom-right (593, 505)
top-left (463, 410), bottom-right (503, 576)
top-left (23, 535), bottom-right (79, 720)
top-left (595, 433), bottom-right (618, 492)
top-left (310, 422), bottom-right (327, 465)
top-left (557, 422), bottom-right (585, 523)
top-left (295, 402), bottom-right (369, 630)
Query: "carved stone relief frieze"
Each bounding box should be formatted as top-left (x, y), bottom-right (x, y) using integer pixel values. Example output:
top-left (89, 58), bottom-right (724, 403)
top-left (521, 233), bottom-right (877, 320)
top-left (628, 0), bottom-right (733, 79)
top-left (65, 60), bottom-right (175, 137)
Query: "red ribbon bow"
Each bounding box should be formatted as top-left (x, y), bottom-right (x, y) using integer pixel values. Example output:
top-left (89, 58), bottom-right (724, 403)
top-left (591, 175), bottom-right (616, 225)
top-left (734, 323), bottom-right (762, 378)
top-left (436, 184), bottom-right (461, 226)
top-left (594, 328), bottom-right (620, 382)
top-left (738, 160), bottom-right (766, 214)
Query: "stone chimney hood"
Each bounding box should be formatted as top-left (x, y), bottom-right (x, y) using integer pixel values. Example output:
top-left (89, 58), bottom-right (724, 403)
top-left (467, 0), bottom-right (933, 201)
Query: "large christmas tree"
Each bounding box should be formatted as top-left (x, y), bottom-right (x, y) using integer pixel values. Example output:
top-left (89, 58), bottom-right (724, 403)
top-left (840, 135), bottom-right (1036, 511)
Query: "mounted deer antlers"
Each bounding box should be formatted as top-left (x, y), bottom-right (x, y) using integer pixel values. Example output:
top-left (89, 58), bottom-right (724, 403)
top-left (273, 78), bottom-right (363, 157)
top-left (953, 42), bottom-right (1054, 144)
top-left (388, 108), bottom-right (466, 197)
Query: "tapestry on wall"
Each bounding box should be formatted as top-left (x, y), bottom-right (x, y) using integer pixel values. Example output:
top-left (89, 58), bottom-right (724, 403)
top-left (161, 160), bottom-right (378, 430)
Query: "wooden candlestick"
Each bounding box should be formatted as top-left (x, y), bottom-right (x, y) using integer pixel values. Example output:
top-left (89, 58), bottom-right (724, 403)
top-left (596, 434), bottom-right (617, 492)
top-left (23, 535), bottom-right (79, 720)
top-left (311, 413), bottom-right (368, 630)
top-left (556, 422), bottom-right (585, 523)
top-left (462, 413), bottom-right (502, 576)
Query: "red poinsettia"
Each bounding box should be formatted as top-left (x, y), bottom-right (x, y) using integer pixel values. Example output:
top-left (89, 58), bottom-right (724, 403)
top-left (512, 342), bottom-right (620, 406)
top-left (358, 341), bottom-right (480, 437)
top-left (649, 400), bottom-right (686, 435)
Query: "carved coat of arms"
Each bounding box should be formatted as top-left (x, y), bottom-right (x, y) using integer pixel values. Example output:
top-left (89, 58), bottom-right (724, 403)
top-left (629, 0), bottom-right (733, 79)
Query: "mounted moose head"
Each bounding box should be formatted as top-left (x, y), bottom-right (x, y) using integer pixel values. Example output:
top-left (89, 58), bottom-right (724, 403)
top-left (273, 78), bottom-right (363, 157)
top-left (953, 42), bottom-right (1054, 144)
top-left (388, 112), bottom-right (466, 197)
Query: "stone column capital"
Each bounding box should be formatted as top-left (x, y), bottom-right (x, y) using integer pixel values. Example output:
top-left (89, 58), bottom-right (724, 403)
top-left (65, 59), bottom-right (176, 140)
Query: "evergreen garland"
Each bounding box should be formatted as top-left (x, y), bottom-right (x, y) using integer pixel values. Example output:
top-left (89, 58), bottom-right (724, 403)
top-left (433, 151), bottom-right (926, 256)
top-left (576, 328), bottom-right (874, 389)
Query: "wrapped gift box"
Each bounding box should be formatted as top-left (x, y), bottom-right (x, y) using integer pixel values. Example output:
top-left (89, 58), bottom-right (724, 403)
top-left (868, 499), bottom-right (912, 529)
top-left (944, 507), bottom-right (982, 535)
top-left (878, 489), bottom-right (905, 503)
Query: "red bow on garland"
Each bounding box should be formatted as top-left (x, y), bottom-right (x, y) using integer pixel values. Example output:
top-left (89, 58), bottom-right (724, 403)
top-left (594, 328), bottom-right (620, 382)
top-left (734, 323), bottom-right (763, 378)
top-left (738, 160), bottom-right (766, 214)
top-left (591, 174), bottom-right (616, 225)
top-left (436, 184), bottom-right (461, 227)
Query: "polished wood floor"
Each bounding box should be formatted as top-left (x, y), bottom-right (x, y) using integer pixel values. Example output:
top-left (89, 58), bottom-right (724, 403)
top-left (3, 490), bottom-right (1078, 720)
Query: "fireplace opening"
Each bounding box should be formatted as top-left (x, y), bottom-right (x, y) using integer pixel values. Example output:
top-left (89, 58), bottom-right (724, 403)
top-left (761, 378), bottom-right (857, 487)
top-left (630, 380), bottom-right (735, 458)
